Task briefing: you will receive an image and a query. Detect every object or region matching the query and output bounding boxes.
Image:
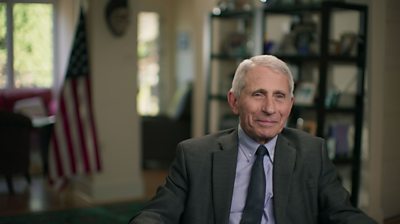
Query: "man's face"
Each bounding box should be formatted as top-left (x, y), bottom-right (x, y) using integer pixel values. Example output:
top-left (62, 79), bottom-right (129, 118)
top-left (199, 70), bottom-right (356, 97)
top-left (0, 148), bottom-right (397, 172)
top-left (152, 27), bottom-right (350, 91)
top-left (228, 65), bottom-right (294, 144)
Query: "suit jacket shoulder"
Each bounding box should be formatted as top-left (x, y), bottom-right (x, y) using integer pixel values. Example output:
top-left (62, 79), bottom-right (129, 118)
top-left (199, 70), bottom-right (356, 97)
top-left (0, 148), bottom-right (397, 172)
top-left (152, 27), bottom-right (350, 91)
top-left (131, 128), bottom-right (239, 224)
top-left (274, 127), bottom-right (376, 224)
top-left (178, 128), bottom-right (237, 152)
top-left (279, 127), bottom-right (324, 149)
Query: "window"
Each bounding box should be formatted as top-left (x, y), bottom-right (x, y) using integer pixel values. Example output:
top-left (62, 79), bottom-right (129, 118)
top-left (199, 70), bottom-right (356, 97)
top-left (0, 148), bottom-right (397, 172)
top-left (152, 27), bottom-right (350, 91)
top-left (0, 0), bottom-right (54, 89)
top-left (137, 11), bottom-right (160, 116)
top-left (0, 2), bottom-right (6, 88)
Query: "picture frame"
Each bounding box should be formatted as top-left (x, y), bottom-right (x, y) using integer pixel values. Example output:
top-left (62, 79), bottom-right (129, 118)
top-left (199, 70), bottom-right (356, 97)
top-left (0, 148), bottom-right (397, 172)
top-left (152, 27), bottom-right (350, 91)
top-left (221, 32), bottom-right (248, 56)
top-left (294, 82), bottom-right (317, 106)
top-left (339, 32), bottom-right (357, 55)
top-left (303, 120), bottom-right (317, 135)
top-left (295, 118), bottom-right (317, 136)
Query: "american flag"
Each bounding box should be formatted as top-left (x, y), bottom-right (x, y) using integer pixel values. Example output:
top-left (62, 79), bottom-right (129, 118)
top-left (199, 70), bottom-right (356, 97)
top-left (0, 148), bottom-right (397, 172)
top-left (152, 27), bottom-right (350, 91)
top-left (48, 10), bottom-right (101, 184)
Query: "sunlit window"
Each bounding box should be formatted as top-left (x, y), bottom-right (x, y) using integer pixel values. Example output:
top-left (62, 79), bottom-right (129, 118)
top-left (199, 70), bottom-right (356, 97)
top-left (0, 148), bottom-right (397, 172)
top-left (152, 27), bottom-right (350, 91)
top-left (0, 1), bottom-right (54, 89)
top-left (0, 3), bottom-right (7, 88)
top-left (137, 11), bottom-right (160, 116)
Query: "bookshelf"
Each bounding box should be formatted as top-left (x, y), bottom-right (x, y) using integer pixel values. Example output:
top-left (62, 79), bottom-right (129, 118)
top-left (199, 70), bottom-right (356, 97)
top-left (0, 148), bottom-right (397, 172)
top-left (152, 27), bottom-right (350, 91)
top-left (206, 1), bottom-right (368, 206)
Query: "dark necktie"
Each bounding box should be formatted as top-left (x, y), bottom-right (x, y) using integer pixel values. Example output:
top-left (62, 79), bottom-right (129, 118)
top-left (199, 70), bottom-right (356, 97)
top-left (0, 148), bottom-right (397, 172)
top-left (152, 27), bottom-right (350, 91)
top-left (240, 145), bottom-right (269, 224)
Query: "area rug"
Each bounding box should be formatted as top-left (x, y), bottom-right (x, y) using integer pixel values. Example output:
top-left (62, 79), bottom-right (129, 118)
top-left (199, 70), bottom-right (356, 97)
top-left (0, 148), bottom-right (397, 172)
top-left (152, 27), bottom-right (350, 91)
top-left (0, 201), bottom-right (144, 224)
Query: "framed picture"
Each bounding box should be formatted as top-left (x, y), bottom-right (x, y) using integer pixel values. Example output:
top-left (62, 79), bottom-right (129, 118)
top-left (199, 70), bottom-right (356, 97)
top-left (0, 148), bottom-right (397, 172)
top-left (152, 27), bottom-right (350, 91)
top-left (339, 32), bottom-right (357, 55)
top-left (221, 32), bottom-right (248, 56)
top-left (295, 118), bottom-right (317, 135)
top-left (294, 82), bottom-right (317, 106)
top-left (303, 120), bottom-right (317, 135)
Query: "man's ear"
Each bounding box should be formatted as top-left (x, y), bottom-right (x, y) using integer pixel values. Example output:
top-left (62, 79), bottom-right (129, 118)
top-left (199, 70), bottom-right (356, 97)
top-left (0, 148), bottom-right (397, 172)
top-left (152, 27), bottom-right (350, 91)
top-left (227, 91), bottom-right (239, 115)
top-left (290, 95), bottom-right (294, 106)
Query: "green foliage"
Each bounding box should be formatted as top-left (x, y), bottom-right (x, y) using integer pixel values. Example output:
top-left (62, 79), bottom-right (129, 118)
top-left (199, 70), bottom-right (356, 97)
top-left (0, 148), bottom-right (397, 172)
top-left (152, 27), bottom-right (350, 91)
top-left (0, 4), bottom-right (5, 49)
top-left (13, 3), bottom-right (53, 87)
top-left (0, 4), bottom-right (6, 87)
top-left (0, 3), bottom-right (53, 88)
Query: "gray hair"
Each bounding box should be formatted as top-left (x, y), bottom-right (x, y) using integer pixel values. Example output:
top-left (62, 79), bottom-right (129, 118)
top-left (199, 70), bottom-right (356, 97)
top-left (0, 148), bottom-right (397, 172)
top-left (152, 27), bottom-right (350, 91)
top-left (230, 55), bottom-right (294, 97)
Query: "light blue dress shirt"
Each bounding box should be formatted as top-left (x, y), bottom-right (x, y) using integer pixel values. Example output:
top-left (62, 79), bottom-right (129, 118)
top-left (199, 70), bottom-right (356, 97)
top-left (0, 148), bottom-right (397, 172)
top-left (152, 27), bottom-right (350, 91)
top-left (229, 126), bottom-right (276, 224)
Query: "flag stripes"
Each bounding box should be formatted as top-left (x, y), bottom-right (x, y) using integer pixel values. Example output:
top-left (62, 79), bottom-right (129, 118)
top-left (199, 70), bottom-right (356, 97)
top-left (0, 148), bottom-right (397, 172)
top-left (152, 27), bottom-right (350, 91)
top-left (48, 10), bottom-right (101, 184)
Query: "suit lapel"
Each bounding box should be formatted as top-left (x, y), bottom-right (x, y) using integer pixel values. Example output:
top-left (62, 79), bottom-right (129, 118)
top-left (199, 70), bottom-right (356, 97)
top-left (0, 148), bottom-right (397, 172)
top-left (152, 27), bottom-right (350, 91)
top-left (273, 133), bottom-right (296, 223)
top-left (212, 130), bottom-right (238, 224)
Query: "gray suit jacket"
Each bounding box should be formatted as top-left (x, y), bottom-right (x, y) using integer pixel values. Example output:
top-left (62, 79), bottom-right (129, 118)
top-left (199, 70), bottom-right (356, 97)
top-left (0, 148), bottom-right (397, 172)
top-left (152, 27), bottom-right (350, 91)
top-left (130, 128), bottom-right (376, 224)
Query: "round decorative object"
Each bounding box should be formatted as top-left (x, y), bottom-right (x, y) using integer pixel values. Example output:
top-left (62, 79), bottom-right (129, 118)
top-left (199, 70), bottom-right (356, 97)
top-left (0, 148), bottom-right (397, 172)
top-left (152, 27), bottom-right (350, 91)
top-left (105, 0), bottom-right (130, 37)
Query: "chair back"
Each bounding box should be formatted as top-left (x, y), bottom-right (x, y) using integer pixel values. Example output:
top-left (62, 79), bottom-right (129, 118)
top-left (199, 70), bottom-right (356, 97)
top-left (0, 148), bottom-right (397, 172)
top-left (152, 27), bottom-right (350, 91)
top-left (0, 111), bottom-right (32, 175)
top-left (13, 97), bottom-right (48, 118)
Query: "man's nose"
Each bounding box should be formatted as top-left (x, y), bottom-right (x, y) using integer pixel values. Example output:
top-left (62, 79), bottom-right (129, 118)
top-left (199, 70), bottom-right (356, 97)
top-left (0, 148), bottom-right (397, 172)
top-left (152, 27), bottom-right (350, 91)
top-left (262, 96), bottom-right (276, 114)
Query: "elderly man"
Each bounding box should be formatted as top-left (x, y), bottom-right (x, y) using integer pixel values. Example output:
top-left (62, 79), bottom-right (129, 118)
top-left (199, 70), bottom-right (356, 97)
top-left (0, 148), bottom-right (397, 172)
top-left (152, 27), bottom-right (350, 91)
top-left (130, 55), bottom-right (376, 224)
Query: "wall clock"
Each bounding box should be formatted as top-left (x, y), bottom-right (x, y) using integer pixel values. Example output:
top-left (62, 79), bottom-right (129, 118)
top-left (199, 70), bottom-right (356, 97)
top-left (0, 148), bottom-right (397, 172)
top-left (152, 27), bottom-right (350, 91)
top-left (105, 0), bottom-right (130, 37)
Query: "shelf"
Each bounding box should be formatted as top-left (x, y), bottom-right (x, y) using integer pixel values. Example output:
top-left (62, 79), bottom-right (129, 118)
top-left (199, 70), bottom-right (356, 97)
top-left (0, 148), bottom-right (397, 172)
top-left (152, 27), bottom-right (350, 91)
top-left (212, 2), bottom-right (368, 18)
top-left (263, 1), bottom-right (367, 13)
top-left (211, 53), bottom-right (251, 60)
top-left (327, 55), bottom-right (360, 63)
top-left (206, 1), bottom-right (367, 206)
top-left (333, 156), bottom-right (353, 165)
top-left (325, 107), bottom-right (356, 113)
top-left (208, 94), bottom-right (227, 101)
top-left (293, 104), bottom-right (317, 110)
top-left (211, 10), bottom-right (253, 18)
top-left (263, 2), bottom-right (323, 14)
top-left (274, 54), bottom-right (321, 62)
top-left (211, 53), bottom-right (361, 63)
top-left (270, 54), bottom-right (361, 63)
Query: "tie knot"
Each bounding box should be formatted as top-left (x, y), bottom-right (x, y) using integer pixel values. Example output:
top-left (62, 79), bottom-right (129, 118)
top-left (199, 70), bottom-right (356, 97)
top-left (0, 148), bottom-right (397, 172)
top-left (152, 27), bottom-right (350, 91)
top-left (256, 145), bottom-right (268, 157)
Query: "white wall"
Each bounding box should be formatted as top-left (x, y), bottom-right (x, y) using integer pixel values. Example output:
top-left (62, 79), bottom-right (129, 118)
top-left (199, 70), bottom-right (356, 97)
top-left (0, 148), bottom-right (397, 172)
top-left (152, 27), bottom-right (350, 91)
top-left (363, 0), bottom-right (384, 221)
top-left (77, 0), bottom-right (144, 202)
top-left (175, 0), bottom-right (195, 87)
top-left (364, 0), bottom-right (400, 222)
top-left (191, 0), bottom-right (215, 137)
top-left (380, 0), bottom-right (400, 219)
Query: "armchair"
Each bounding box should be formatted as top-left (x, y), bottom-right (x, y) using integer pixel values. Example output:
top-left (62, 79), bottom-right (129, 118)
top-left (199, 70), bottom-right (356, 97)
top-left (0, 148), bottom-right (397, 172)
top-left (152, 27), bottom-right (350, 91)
top-left (141, 83), bottom-right (192, 169)
top-left (0, 111), bottom-right (33, 194)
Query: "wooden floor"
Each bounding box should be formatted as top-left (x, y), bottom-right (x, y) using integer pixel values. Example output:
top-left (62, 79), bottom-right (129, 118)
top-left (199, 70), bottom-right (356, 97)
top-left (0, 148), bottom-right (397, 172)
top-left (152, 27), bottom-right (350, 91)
top-left (0, 169), bottom-right (168, 217)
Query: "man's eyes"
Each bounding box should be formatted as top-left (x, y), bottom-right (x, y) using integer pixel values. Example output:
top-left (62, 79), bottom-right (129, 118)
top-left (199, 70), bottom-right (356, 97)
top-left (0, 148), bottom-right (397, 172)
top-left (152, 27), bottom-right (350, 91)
top-left (275, 93), bottom-right (286, 99)
top-left (251, 91), bottom-right (287, 99)
top-left (253, 92), bottom-right (264, 97)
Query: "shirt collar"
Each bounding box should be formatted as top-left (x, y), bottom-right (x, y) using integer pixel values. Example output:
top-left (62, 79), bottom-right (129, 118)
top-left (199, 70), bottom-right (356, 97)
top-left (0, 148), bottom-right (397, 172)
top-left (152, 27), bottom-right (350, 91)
top-left (238, 125), bottom-right (277, 162)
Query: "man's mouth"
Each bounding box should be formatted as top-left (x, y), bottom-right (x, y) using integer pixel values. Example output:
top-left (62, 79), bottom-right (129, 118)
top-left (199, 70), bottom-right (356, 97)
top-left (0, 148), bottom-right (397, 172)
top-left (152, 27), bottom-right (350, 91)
top-left (257, 119), bottom-right (277, 127)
